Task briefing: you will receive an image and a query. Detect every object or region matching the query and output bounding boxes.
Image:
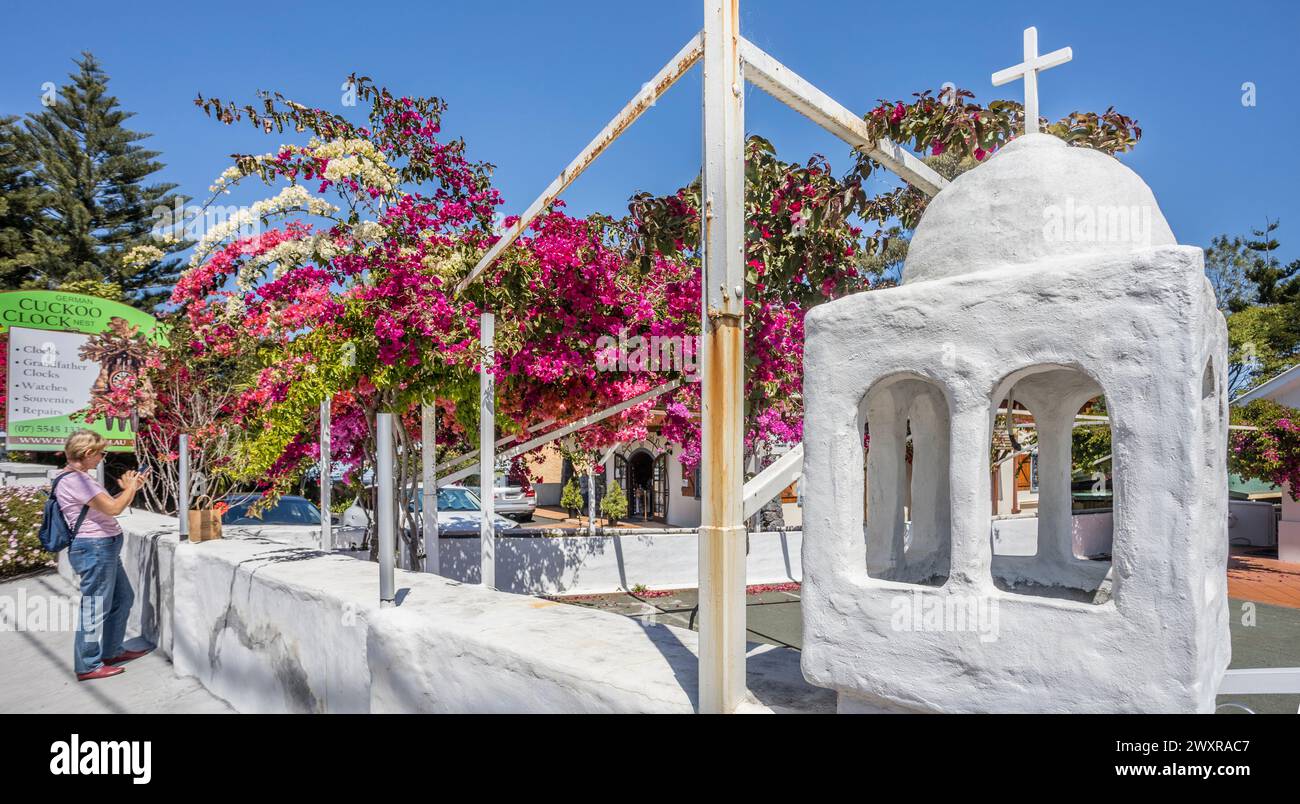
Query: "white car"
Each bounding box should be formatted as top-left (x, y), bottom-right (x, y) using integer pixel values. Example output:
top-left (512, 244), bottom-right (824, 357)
top-left (461, 472), bottom-right (537, 522)
top-left (342, 485), bottom-right (520, 538)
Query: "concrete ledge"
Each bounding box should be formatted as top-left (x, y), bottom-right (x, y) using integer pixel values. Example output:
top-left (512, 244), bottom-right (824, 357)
top-left (89, 515), bottom-right (830, 714)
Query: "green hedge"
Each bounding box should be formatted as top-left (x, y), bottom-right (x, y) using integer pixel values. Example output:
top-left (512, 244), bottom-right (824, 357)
top-left (1, 485), bottom-right (55, 578)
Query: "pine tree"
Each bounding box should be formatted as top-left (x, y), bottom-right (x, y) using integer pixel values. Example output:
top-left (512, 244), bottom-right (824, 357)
top-left (22, 52), bottom-right (188, 308)
top-left (0, 115), bottom-right (44, 288)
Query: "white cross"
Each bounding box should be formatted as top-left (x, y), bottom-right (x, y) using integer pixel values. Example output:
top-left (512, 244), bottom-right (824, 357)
top-left (991, 27), bottom-right (1072, 135)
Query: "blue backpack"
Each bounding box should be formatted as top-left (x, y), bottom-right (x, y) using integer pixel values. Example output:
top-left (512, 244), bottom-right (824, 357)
top-left (38, 472), bottom-right (90, 552)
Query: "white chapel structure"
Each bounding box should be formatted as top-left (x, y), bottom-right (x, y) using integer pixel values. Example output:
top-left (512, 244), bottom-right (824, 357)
top-left (799, 29), bottom-right (1231, 712)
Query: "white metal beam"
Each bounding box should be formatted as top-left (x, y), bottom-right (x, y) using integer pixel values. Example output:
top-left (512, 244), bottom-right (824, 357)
top-left (421, 402), bottom-right (439, 574)
top-left (698, 0), bottom-right (749, 716)
top-left (456, 32), bottom-right (705, 294)
top-left (320, 398), bottom-right (331, 550)
top-left (434, 418), bottom-right (556, 474)
top-left (738, 38), bottom-right (948, 197)
top-left (439, 379), bottom-right (682, 487)
top-left (1218, 667), bottom-right (1300, 695)
top-left (742, 443), bottom-right (803, 520)
top-left (480, 313), bottom-right (496, 590)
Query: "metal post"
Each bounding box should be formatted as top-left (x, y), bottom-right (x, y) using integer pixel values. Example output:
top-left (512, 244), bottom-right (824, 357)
top-left (699, 0), bottom-right (748, 714)
top-left (377, 412), bottom-right (396, 606)
top-left (586, 465), bottom-right (597, 536)
top-left (320, 398), bottom-right (331, 551)
top-left (421, 402), bottom-right (439, 574)
top-left (178, 433), bottom-right (190, 541)
top-left (479, 313), bottom-right (496, 590)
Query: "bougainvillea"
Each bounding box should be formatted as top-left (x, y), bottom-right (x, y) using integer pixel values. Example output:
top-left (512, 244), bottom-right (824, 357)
top-left (1233, 399), bottom-right (1300, 500)
top-left (154, 73), bottom-right (1149, 560)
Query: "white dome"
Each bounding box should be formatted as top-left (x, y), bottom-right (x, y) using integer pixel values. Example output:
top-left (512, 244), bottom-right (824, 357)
top-left (902, 133), bottom-right (1176, 284)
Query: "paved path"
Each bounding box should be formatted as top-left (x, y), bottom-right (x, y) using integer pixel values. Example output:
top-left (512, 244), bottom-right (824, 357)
top-left (557, 585), bottom-right (1300, 714)
top-left (0, 571), bottom-right (234, 714)
top-left (1228, 547), bottom-right (1300, 609)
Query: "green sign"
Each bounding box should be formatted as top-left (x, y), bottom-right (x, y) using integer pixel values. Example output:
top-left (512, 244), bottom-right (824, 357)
top-left (3, 291), bottom-right (161, 453)
top-left (0, 290), bottom-right (161, 339)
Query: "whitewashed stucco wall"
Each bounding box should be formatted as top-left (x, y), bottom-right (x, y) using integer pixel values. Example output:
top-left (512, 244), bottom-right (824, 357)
top-left (438, 530), bottom-right (801, 594)
top-left (62, 515), bottom-right (830, 714)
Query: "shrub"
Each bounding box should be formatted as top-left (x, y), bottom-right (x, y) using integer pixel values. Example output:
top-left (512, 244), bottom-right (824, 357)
top-left (600, 481), bottom-right (628, 521)
top-left (560, 477), bottom-right (583, 516)
top-left (1, 485), bottom-right (55, 578)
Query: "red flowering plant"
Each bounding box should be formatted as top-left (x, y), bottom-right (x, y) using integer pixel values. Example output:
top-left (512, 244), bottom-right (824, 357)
top-left (633, 92), bottom-right (1143, 471)
top-left (1232, 399), bottom-right (1300, 500)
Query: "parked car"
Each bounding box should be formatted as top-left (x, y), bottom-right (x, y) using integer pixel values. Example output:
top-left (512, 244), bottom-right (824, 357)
top-left (341, 485), bottom-right (522, 538)
top-left (461, 471), bottom-right (537, 522)
top-left (221, 493), bottom-right (367, 547)
top-left (221, 493), bottom-right (326, 526)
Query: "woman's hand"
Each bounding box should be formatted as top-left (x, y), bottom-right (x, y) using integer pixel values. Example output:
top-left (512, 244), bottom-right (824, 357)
top-left (120, 469), bottom-right (149, 492)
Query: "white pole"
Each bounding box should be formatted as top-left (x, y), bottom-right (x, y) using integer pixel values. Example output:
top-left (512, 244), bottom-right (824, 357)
top-left (422, 402), bottom-right (439, 574)
top-left (320, 398), bottom-right (331, 551)
top-left (479, 313), bottom-right (496, 590)
top-left (586, 464), bottom-right (597, 536)
top-left (699, 0), bottom-right (748, 714)
top-left (178, 433), bottom-right (190, 541)
top-left (377, 412), bottom-right (396, 606)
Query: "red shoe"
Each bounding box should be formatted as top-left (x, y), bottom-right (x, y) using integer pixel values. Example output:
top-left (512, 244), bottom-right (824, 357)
top-left (104, 647), bottom-right (153, 665)
top-left (77, 665), bottom-right (125, 681)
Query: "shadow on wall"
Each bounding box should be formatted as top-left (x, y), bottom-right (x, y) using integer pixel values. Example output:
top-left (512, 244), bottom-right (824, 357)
top-left (440, 534), bottom-right (639, 593)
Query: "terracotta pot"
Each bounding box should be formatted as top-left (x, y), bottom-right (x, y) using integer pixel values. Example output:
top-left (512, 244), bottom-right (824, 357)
top-left (188, 509), bottom-right (223, 543)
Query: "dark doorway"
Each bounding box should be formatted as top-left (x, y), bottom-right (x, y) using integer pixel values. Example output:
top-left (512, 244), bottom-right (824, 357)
top-left (625, 449), bottom-right (667, 522)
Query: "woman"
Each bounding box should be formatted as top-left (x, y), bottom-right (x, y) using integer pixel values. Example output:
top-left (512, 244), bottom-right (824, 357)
top-left (57, 429), bottom-right (150, 681)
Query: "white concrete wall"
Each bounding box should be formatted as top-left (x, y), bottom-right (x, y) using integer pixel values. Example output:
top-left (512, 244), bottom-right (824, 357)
top-left (534, 481), bottom-right (562, 507)
top-left (72, 515), bottom-right (829, 714)
top-left (990, 510), bottom-right (1115, 560)
top-left (437, 530), bottom-right (802, 595)
top-left (1281, 487), bottom-right (1300, 564)
top-left (600, 442), bottom-right (701, 528)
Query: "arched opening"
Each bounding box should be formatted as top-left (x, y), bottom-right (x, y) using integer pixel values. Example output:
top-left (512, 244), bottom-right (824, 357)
top-left (988, 366), bottom-right (1114, 604)
top-left (623, 449), bottom-right (667, 522)
top-left (862, 375), bottom-right (951, 587)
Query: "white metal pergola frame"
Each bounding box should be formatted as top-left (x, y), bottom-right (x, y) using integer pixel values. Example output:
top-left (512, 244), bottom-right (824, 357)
top-left (448, 0), bottom-right (946, 713)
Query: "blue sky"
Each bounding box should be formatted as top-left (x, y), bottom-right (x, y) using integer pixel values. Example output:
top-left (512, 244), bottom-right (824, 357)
top-left (3, 0), bottom-right (1297, 262)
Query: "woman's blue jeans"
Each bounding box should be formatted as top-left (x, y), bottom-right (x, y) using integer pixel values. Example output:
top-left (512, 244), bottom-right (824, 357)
top-left (67, 534), bottom-right (134, 674)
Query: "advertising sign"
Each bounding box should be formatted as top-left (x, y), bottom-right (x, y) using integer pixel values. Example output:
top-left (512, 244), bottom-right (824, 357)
top-left (1, 291), bottom-right (161, 452)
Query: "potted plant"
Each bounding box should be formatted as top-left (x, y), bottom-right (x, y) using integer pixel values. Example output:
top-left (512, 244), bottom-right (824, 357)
top-left (600, 481), bottom-right (627, 526)
top-left (560, 477), bottom-right (583, 522)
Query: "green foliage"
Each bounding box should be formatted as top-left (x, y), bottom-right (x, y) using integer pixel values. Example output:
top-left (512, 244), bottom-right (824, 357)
top-left (19, 53), bottom-right (190, 308)
top-left (599, 480), bottom-right (627, 521)
top-left (1214, 221), bottom-right (1300, 396)
top-left (57, 278), bottom-right (123, 301)
top-left (1071, 398), bottom-right (1113, 477)
top-left (0, 116), bottom-right (44, 289)
top-left (560, 476), bottom-right (583, 513)
top-left (1204, 234), bottom-right (1257, 312)
top-left (0, 485), bottom-right (54, 579)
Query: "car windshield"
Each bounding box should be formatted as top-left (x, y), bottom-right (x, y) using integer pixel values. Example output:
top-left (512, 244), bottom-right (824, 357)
top-left (408, 487), bottom-right (483, 512)
top-left (465, 473), bottom-right (517, 490)
top-left (222, 496), bottom-right (323, 526)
